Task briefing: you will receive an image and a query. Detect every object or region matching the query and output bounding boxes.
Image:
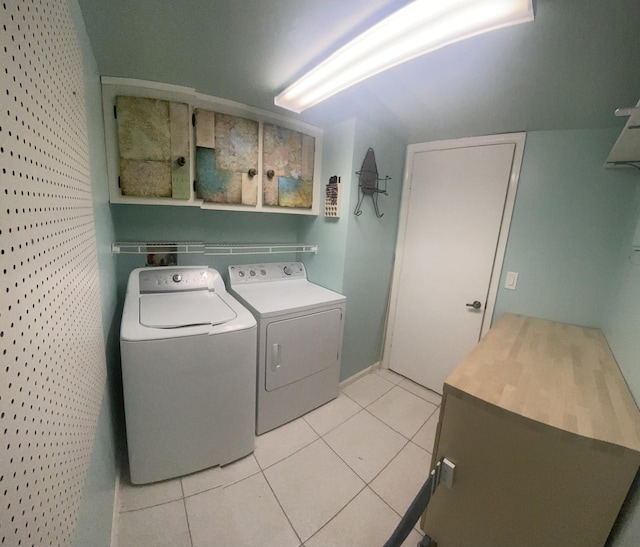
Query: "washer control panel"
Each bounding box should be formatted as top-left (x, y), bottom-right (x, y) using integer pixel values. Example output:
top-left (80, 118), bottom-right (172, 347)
top-left (228, 262), bottom-right (307, 285)
top-left (139, 268), bottom-right (212, 293)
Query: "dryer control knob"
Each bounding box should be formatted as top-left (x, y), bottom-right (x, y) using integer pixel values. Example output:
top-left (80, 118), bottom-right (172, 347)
top-left (172, 273), bottom-right (182, 283)
top-left (283, 266), bottom-right (293, 276)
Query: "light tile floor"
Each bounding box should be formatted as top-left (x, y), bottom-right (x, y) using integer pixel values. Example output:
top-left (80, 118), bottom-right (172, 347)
top-left (116, 368), bottom-right (442, 547)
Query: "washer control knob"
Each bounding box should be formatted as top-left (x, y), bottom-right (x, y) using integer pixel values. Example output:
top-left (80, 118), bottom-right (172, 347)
top-left (249, 270), bottom-right (257, 277)
top-left (172, 273), bottom-right (182, 283)
top-left (283, 266), bottom-right (293, 276)
top-left (238, 271), bottom-right (245, 278)
top-left (260, 269), bottom-right (267, 276)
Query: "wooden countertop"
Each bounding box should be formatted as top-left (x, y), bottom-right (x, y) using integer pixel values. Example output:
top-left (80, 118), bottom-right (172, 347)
top-left (445, 313), bottom-right (640, 453)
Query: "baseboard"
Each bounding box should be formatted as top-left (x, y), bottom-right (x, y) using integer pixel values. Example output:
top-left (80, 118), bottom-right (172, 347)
top-left (339, 361), bottom-right (381, 390)
top-left (110, 462), bottom-right (120, 547)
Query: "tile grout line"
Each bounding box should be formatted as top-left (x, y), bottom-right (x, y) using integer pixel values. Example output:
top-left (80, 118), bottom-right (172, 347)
top-left (394, 381), bottom-right (442, 406)
top-left (377, 369), bottom-right (443, 404)
top-left (343, 382), bottom-right (395, 408)
top-left (260, 465), bottom-right (305, 546)
top-left (254, 431), bottom-right (321, 473)
top-left (340, 388), bottom-right (367, 408)
top-left (368, 482), bottom-right (425, 535)
top-left (178, 475), bottom-right (197, 547)
top-left (308, 387), bottom-right (440, 537)
top-left (359, 405), bottom-right (423, 443)
top-left (306, 427), bottom-right (416, 544)
top-left (301, 481), bottom-right (370, 545)
top-left (301, 396), bottom-right (363, 437)
top-left (118, 495), bottom-right (185, 514)
top-left (181, 495), bottom-right (195, 547)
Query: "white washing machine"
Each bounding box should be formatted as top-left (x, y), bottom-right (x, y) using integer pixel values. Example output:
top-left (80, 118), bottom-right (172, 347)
top-left (120, 266), bottom-right (257, 484)
top-left (228, 262), bottom-right (346, 435)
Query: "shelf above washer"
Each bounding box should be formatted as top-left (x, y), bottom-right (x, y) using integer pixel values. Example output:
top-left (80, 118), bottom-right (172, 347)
top-left (112, 242), bottom-right (205, 255)
top-left (112, 242), bottom-right (318, 256)
top-left (204, 243), bottom-right (317, 256)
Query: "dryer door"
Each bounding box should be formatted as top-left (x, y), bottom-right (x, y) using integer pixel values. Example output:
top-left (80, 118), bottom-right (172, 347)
top-left (265, 308), bottom-right (342, 391)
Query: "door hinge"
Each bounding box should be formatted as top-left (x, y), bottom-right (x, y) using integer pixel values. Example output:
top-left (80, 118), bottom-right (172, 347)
top-left (113, 105), bottom-right (117, 119)
top-left (192, 113), bottom-right (195, 127)
top-left (118, 176), bottom-right (121, 188)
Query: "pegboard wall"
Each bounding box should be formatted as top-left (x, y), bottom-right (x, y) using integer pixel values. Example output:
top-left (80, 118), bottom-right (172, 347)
top-left (1, 1), bottom-right (108, 545)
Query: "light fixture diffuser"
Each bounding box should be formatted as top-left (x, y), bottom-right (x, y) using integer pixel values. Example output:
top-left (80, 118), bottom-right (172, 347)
top-left (275, 0), bottom-right (534, 113)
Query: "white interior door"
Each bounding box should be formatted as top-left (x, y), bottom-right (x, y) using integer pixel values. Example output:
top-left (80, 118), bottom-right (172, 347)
top-left (385, 134), bottom-right (525, 392)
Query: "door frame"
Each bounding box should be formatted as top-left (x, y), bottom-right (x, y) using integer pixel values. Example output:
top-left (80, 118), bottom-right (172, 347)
top-left (382, 133), bottom-right (527, 370)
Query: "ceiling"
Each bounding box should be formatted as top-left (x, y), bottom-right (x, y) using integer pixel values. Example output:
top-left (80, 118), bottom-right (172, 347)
top-left (77, 0), bottom-right (640, 143)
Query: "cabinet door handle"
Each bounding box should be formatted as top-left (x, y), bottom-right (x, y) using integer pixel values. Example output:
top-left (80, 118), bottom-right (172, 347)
top-left (466, 300), bottom-right (482, 310)
top-left (271, 343), bottom-right (281, 370)
top-left (177, 156), bottom-right (186, 167)
top-left (267, 169), bottom-right (275, 180)
top-left (248, 168), bottom-right (257, 178)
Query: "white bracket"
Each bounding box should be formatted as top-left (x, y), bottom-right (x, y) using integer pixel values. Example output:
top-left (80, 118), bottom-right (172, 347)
top-left (429, 457), bottom-right (456, 496)
top-left (440, 458), bottom-right (456, 489)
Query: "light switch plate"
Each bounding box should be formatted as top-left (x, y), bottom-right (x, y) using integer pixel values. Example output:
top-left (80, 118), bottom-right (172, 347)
top-left (505, 271), bottom-right (518, 290)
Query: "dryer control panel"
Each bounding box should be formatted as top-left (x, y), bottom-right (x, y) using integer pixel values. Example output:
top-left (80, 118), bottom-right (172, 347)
top-left (139, 268), bottom-right (213, 293)
top-left (228, 262), bottom-right (306, 284)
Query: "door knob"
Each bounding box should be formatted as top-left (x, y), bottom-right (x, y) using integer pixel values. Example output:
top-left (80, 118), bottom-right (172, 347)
top-left (466, 300), bottom-right (482, 309)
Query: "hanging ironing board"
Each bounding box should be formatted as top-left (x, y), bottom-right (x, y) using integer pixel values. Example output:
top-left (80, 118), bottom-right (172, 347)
top-left (354, 147), bottom-right (391, 218)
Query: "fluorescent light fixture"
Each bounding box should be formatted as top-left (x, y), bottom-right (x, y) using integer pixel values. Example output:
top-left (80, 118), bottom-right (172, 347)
top-left (275, 0), bottom-right (534, 113)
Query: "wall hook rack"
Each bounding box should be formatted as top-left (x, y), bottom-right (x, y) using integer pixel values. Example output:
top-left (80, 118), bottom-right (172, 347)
top-left (354, 147), bottom-right (391, 218)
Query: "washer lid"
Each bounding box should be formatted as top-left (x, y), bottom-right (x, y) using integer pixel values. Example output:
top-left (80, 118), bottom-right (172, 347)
top-left (139, 291), bottom-right (236, 329)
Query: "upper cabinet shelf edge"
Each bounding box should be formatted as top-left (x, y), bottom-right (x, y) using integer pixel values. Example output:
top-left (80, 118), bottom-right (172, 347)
top-left (606, 97), bottom-right (640, 167)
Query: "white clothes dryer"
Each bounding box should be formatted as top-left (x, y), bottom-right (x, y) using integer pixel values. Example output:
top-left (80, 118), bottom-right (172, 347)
top-left (120, 266), bottom-right (256, 484)
top-left (228, 262), bottom-right (346, 435)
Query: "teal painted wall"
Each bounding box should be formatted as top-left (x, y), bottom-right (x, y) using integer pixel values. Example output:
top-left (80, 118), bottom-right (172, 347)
top-left (298, 118), bottom-right (357, 293)
top-left (111, 205), bottom-right (302, 293)
top-left (69, 0), bottom-right (118, 545)
top-left (340, 119), bottom-right (405, 379)
top-left (491, 128), bottom-right (640, 547)
top-left (603, 184), bottom-right (640, 400)
top-left (299, 118), bottom-right (406, 380)
top-left (493, 128), bottom-right (637, 327)
top-left (602, 185), bottom-right (640, 547)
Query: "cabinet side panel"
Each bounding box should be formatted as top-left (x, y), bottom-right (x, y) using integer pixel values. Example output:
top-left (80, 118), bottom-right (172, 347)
top-left (424, 393), bottom-right (640, 547)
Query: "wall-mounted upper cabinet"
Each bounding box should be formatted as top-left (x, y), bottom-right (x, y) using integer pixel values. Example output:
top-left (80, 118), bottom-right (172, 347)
top-left (102, 77), bottom-right (322, 215)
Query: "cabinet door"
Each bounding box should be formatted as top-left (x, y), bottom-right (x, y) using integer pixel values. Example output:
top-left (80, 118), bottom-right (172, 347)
top-left (115, 96), bottom-right (190, 199)
top-left (262, 123), bottom-right (315, 208)
top-left (194, 109), bottom-right (259, 205)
